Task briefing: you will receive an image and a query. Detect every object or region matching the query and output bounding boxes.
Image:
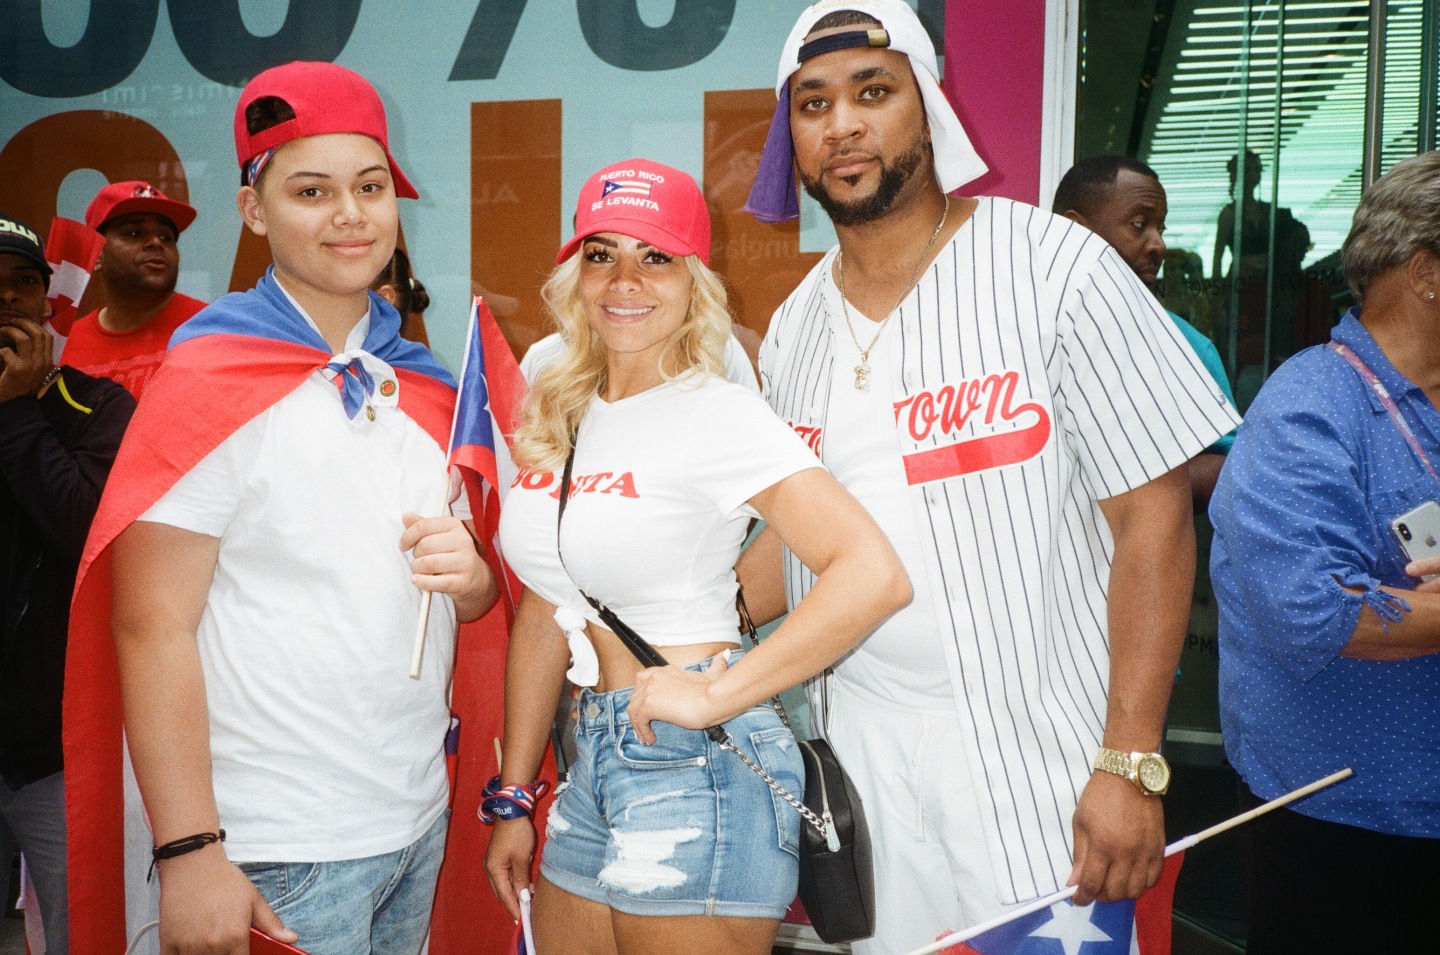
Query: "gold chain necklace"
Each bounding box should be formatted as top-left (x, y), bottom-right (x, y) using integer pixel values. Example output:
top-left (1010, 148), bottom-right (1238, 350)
top-left (836, 196), bottom-right (949, 391)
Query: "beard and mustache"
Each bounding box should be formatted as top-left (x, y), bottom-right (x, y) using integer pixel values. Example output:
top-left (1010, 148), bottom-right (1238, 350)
top-left (798, 139), bottom-right (929, 228)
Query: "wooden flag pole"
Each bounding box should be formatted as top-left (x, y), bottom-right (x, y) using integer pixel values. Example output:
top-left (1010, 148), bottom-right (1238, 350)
top-left (1167, 767), bottom-right (1353, 851)
top-left (408, 474), bottom-right (454, 679)
top-left (904, 768), bottom-right (1354, 955)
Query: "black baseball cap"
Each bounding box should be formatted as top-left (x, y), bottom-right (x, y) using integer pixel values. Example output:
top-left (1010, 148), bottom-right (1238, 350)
top-left (0, 214), bottom-right (53, 285)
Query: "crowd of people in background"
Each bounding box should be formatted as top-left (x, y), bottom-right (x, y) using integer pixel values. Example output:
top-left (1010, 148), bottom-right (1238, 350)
top-left (1, 1), bottom-right (1436, 954)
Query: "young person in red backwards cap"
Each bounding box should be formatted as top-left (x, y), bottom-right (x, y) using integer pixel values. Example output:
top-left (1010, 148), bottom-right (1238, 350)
top-left (62, 181), bottom-right (207, 399)
top-left (63, 62), bottom-right (499, 955)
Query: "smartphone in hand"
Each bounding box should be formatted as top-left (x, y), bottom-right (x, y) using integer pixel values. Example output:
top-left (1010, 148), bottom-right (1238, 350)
top-left (1390, 500), bottom-right (1440, 582)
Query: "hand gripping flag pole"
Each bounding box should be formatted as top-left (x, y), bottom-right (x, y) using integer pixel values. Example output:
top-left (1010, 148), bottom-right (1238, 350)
top-left (410, 297), bottom-right (523, 677)
top-left (904, 767), bottom-right (1354, 955)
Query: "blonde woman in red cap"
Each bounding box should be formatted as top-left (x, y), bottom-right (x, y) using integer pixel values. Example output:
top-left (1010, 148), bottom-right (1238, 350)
top-left (483, 159), bottom-right (909, 955)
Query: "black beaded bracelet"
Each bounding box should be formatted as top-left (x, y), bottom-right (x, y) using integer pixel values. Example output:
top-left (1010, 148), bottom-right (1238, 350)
top-left (148, 829), bottom-right (225, 882)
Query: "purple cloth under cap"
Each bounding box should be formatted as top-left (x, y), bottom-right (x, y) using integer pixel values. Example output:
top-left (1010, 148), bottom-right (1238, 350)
top-left (744, 85), bottom-right (800, 223)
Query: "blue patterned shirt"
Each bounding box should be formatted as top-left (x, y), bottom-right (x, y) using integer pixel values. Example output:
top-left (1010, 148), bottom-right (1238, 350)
top-left (1210, 309), bottom-right (1440, 836)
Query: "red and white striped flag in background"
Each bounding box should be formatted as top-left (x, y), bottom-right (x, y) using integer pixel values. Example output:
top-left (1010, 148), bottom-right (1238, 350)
top-left (44, 215), bottom-right (104, 338)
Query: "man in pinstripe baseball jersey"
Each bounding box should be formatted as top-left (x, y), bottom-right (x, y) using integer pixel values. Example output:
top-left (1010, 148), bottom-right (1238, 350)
top-left (738, 3), bottom-right (1241, 950)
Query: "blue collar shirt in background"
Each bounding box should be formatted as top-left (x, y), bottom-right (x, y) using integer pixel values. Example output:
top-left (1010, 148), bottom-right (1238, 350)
top-left (1210, 309), bottom-right (1440, 837)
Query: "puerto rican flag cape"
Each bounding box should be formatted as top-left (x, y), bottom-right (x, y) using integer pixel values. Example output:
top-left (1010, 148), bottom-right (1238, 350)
top-left (62, 271), bottom-right (537, 954)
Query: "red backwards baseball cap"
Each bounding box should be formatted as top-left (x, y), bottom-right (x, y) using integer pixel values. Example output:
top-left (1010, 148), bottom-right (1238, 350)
top-left (557, 159), bottom-right (711, 266)
top-left (234, 61), bottom-right (418, 200)
top-left (85, 181), bottom-right (197, 234)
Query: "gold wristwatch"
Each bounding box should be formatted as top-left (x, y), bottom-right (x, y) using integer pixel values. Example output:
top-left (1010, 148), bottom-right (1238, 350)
top-left (1093, 748), bottom-right (1170, 795)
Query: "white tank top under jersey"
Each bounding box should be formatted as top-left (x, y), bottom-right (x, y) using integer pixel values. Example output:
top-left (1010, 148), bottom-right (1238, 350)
top-left (824, 303), bottom-right (952, 702)
top-left (140, 291), bottom-right (460, 862)
top-left (499, 371), bottom-right (822, 674)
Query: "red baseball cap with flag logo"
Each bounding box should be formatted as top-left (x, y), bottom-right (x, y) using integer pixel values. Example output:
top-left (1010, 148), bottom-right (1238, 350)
top-left (234, 61), bottom-right (418, 200)
top-left (85, 181), bottom-right (197, 234)
top-left (557, 159), bottom-right (711, 266)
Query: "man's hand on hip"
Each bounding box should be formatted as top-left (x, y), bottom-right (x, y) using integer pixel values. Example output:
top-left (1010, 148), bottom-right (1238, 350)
top-left (1067, 770), bottom-right (1164, 906)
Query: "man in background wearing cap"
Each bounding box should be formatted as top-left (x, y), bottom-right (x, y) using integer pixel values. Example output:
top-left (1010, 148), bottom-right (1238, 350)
top-left (61, 181), bottom-right (206, 399)
top-left (1053, 155), bottom-right (1238, 510)
top-left (738, 3), bottom-right (1239, 950)
top-left (0, 213), bottom-right (136, 955)
top-left (62, 62), bottom-right (501, 955)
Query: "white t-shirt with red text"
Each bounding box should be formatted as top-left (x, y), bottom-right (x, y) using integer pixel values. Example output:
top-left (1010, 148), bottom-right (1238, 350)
top-left (498, 371), bottom-right (822, 665)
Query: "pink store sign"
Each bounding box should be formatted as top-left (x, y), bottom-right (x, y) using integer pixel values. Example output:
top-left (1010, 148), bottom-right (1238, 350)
top-left (946, 0), bottom-right (1048, 205)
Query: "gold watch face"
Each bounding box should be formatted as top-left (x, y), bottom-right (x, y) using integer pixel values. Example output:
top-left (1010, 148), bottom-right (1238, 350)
top-left (1136, 754), bottom-right (1170, 793)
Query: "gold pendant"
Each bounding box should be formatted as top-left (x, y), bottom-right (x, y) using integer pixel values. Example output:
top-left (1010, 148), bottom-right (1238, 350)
top-left (854, 361), bottom-right (871, 391)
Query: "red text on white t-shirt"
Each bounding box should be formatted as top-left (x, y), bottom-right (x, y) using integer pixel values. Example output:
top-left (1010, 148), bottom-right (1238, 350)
top-left (511, 469), bottom-right (641, 500)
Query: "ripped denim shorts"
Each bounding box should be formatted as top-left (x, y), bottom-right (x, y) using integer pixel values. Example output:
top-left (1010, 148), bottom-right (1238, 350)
top-left (539, 654), bottom-right (804, 918)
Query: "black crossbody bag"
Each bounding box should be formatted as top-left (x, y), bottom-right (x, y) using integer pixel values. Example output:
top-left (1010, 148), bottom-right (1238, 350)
top-left (555, 441), bottom-right (874, 944)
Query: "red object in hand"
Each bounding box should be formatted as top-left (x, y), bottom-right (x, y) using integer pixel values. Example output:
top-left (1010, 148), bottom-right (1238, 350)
top-left (251, 928), bottom-right (307, 954)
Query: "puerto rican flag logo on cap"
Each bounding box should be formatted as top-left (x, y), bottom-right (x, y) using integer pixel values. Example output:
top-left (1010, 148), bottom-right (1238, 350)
top-left (602, 178), bottom-right (652, 199)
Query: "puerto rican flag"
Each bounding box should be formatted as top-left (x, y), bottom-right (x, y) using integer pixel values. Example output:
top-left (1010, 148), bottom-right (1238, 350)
top-left (940, 853), bottom-right (1183, 955)
top-left (601, 178), bottom-right (652, 199)
top-left (428, 298), bottom-right (555, 955)
top-left (445, 297), bottom-right (526, 610)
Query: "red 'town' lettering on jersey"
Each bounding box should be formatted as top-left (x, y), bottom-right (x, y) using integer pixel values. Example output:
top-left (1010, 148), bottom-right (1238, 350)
top-left (510, 469), bottom-right (641, 499)
top-left (788, 421), bottom-right (824, 456)
top-left (892, 370), bottom-right (1052, 485)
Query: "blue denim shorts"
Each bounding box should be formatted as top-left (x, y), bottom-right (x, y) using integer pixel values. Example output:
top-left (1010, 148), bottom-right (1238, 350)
top-left (540, 657), bottom-right (803, 918)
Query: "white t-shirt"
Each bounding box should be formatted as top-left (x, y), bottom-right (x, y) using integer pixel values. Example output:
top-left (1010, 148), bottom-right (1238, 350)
top-left (823, 305), bottom-right (952, 702)
top-left (140, 302), bottom-right (457, 862)
top-left (519, 331), bottom-right (759, 392)
top-left (498, 372), bottom-right (821, 674)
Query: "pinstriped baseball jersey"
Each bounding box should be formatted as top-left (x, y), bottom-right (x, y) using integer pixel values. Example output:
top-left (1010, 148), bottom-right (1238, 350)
top-left (760, 197), bottom-right (1241, 904)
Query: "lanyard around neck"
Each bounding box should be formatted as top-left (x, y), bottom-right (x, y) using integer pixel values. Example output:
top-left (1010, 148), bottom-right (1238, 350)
top-left (1328, 340), bottom-right (1438, 481)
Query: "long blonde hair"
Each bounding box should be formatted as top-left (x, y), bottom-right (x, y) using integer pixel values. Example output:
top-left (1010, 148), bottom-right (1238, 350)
top-left (512, 253), bottom-right (732, 471)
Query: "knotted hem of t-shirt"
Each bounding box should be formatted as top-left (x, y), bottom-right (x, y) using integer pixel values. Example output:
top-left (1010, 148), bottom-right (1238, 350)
top-left (554, 604), bottom-right (600, 688)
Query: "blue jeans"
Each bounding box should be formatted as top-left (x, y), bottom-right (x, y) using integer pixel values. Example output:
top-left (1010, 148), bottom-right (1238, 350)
top-left (239, 809), bottom-right (447, 955)
top-left (540, 658), bottom-right (803, 918)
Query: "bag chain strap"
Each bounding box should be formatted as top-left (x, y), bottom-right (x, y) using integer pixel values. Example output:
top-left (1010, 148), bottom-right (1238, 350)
top-left (729, 592), bottom-right (830, 835)
top-left (715, 734), bottom-right (829, 835)
top-left (555, 438), bottom-right (830, 840)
